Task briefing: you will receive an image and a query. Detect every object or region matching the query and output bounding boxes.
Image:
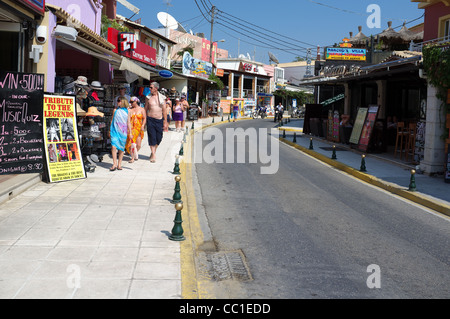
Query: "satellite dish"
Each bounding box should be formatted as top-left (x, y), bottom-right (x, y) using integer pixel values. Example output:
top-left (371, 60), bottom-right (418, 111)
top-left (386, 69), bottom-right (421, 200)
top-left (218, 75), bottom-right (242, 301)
top-left (268, 52), bottom-right (279, 64)
top-left (157, 12), bottom-right (178, 30)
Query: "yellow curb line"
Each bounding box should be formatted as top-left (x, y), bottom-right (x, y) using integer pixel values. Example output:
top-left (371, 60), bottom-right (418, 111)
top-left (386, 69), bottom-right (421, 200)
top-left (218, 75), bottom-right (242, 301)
top-left (278, 127), bottom-right (304, 133)
top-left (180, 117), bottom-right (256, 299)
top-left (280, 137), bottom-right (450, 217)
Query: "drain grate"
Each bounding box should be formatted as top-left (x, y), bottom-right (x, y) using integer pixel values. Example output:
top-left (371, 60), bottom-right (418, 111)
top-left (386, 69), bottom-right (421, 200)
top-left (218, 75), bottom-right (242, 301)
top-left (197, 250), bottom-right (253, 282)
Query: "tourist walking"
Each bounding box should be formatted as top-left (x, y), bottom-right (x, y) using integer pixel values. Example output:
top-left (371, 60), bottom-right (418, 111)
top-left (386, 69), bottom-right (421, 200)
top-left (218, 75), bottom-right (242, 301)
top-left (110, 97), bottom-right (129, 171)
top-left (233, 101), bottom-right (239, 122)
top-left (145, 82), bottom-right (168, 163)
top-left (172, 98), bottom-right (186, 132)
top-left (181, 95), bottom-right (189, 131)
top-left (126, 96), bottom-right (146, 163)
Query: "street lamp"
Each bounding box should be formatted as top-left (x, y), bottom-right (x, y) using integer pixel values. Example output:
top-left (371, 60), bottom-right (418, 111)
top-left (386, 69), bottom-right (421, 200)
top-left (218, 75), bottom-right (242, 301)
top-left (209, 39), bottom-right (226, 64)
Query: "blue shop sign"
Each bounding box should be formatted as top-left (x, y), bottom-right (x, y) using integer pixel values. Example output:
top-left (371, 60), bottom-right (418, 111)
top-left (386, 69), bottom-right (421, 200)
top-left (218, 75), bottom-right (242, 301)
top-left (159, 70), bottom-right (173, 78)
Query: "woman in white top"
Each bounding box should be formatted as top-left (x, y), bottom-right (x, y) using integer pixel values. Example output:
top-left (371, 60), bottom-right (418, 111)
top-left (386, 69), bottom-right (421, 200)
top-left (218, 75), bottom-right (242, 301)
top-left (172, 98), bottom-right (186, 132)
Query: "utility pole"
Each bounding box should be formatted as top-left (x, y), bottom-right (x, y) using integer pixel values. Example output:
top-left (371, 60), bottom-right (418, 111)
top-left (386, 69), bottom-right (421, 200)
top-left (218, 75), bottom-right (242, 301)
top-left (209, 5), bottom-right (216, 64)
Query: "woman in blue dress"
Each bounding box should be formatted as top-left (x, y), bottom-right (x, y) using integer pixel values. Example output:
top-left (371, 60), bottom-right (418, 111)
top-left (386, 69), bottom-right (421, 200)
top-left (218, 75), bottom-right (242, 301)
top-left (110, 97), bottom-right (129, 171)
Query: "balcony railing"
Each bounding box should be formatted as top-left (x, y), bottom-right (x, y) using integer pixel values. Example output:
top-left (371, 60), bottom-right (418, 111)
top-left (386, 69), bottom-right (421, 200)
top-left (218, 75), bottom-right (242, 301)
top-left (410, 36), bottom-right (450, 52)
top-left (156, 54), bottom-right (171, 69)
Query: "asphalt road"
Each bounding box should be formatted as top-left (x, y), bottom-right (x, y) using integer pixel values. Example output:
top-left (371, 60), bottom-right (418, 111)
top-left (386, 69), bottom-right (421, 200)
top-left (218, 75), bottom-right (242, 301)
top-left (193, 119), bottom-right (450, 299)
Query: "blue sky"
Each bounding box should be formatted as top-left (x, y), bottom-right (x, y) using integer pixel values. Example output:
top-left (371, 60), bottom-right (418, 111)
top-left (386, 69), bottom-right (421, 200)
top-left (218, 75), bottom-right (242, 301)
top-left (116, 0), bottom-right (425, 64)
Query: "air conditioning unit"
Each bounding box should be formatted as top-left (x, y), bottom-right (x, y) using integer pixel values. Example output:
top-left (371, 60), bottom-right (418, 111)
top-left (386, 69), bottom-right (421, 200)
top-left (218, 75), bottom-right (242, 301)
top-left (53, 25), bottom-right (78, 41)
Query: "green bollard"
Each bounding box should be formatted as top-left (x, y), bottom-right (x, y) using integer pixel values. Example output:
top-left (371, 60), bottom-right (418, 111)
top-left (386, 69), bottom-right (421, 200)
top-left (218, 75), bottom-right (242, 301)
top-left (360, 155), bottom-right (367, 172)
top-left (309, 138), bottom-right (314, 150)
top-left (221, 116), bottom-right (224, 122)
top-left (172, 156), bottom-right (181, 175)
top-left (331, 145), bottom-right (337, 160)
top-left (191, 122), bottom-right (194, 130)
top-left (293, 132), bottom-right (297, 143)
top-left (172, 175), bottom-right (182, 204)
top-left (169, 203), bottom-right (185, 241)
top-left (408, 170), bottom-right (417, 192)
top-left (283, 130), bottom-right (286, 138)
top-left (179, 144), bottom-right (184, 156)
top-left (228, 115), bottom-right (230, 122)
top-left (212, 117), bottom-right (215, 123)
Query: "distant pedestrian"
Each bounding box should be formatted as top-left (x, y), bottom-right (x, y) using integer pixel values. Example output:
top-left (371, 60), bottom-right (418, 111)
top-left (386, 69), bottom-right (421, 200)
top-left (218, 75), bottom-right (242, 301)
top-left (173, 98), bottom-right (186, 132)
top-left (126, 96), bottom-right (146, 163)
top-left (232, 101), bottom-right (239, 122)
top-left (110, 97), bottom-right (129, 171)
top-left (114, 84), bottom-right (130, 109)
top-left (181, 95), bottom-right (189, 130)
top-left (145, 82), bottom-right (168, 163)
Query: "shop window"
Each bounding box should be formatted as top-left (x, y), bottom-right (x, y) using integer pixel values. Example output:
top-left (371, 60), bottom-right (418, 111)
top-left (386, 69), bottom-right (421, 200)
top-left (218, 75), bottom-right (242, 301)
top-left (0, 31), bottom-right (19, 72)
top-left (445, 20), bottom-right (450, 41)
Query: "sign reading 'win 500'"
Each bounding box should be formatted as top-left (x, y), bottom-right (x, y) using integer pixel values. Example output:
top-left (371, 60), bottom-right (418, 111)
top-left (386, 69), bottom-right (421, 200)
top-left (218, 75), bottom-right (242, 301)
top-left (326, 48), bottom-right (367, 61)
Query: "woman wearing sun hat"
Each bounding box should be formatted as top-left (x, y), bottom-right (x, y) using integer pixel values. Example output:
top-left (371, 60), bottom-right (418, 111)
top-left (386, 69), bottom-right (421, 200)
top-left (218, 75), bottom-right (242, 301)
top-left (125, 96), bottom-right (146, 163)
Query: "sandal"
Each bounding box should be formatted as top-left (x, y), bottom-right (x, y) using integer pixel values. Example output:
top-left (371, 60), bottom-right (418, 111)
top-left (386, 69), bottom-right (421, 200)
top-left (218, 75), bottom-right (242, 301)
top-left (110, 167), bottom-right (117, 172)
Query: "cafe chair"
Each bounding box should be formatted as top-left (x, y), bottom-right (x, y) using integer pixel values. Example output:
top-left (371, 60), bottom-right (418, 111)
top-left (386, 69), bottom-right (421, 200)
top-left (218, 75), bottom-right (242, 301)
top-left (394, 122), bottom-right (408, 159)
top-left (405, 123), bottom-right (417, 162)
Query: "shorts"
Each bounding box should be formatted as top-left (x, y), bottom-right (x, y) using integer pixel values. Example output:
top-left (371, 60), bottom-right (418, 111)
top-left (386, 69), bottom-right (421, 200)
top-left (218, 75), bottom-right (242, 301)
top-left (173, 112), bottom-right (183, 122)
top-left (147, 117), bottom-right (164, 146)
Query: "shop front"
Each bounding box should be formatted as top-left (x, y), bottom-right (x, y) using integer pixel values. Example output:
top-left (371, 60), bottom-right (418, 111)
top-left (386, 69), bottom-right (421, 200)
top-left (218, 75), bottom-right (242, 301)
top-left (37, 3), bottom-right (150, 170)
top-left (300, 53), bottom-right (427, 165)
top-left (0, 0), bottom-right (45, 73)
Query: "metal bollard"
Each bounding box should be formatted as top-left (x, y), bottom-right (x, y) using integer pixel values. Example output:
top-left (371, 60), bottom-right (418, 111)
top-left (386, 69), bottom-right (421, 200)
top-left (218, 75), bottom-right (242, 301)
top-left (331, 145), bottom-right (337, 160)
top-left (172, 175), bottom-right (182, 204)
top-left (360, 154), bottom-right (367, 172)
top-left (408, 170), bottom-right (417, 192)
top-left (172, 155), bottom-right (181, 175)
top-left (169, 203), bottom-right (185, 241)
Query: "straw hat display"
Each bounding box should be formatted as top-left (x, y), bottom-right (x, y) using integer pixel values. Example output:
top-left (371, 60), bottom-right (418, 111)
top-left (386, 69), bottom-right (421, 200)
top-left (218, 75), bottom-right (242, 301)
top-left (85, 106), bottom-right (104, 117)
top-left (90, 81), bottom-right (104, 91)
top-left (74, 76), bottom-right (89, 86)
top-left (76, 103), bottom-right (86, 117)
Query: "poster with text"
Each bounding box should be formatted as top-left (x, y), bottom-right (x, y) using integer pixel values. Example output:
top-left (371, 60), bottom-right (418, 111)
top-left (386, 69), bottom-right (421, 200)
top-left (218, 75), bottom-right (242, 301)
top-left (43, 95), bottom-right (86, 183)
top-left (0, 71), bottom-right (45, 175)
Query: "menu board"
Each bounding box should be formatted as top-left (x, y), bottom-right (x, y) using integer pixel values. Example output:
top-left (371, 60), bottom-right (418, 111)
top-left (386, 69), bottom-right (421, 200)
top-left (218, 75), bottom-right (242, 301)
top-left (0, 71), bottom-right (45, 175)
top-left (358, 105), bottom-right (379, 152)
top-left (43, 95), bottom-right (86, 183)
top-left (349, 107), bottom-right (368, 145)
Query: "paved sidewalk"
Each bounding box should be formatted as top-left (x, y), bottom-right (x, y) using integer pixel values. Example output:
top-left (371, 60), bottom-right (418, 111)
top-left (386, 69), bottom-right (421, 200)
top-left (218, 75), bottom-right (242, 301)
top-left (0, 128), bottom-right (185, 299)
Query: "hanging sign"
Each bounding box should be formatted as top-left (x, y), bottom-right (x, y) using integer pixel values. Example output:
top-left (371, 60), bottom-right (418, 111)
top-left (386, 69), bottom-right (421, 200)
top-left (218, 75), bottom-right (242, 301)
top-left (18, 0), bottom-right (45, 16)
top-left (182, 51), bottom-right (212, 79)
top-left (108, 28), bottom-right (157, 67)
top-left (326, 48), bottom-right (366, 61)
top-left (159, 70), bottom-right (173, 78)
top-left (43, 95), bottom-right (86, 183)
top-left (0, 71), bottom-right (45, 175)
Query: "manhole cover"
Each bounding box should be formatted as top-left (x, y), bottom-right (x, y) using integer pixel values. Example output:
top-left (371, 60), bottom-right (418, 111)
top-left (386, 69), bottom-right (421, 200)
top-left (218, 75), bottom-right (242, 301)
top-left (197, 250), bottom-right (253, 282)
